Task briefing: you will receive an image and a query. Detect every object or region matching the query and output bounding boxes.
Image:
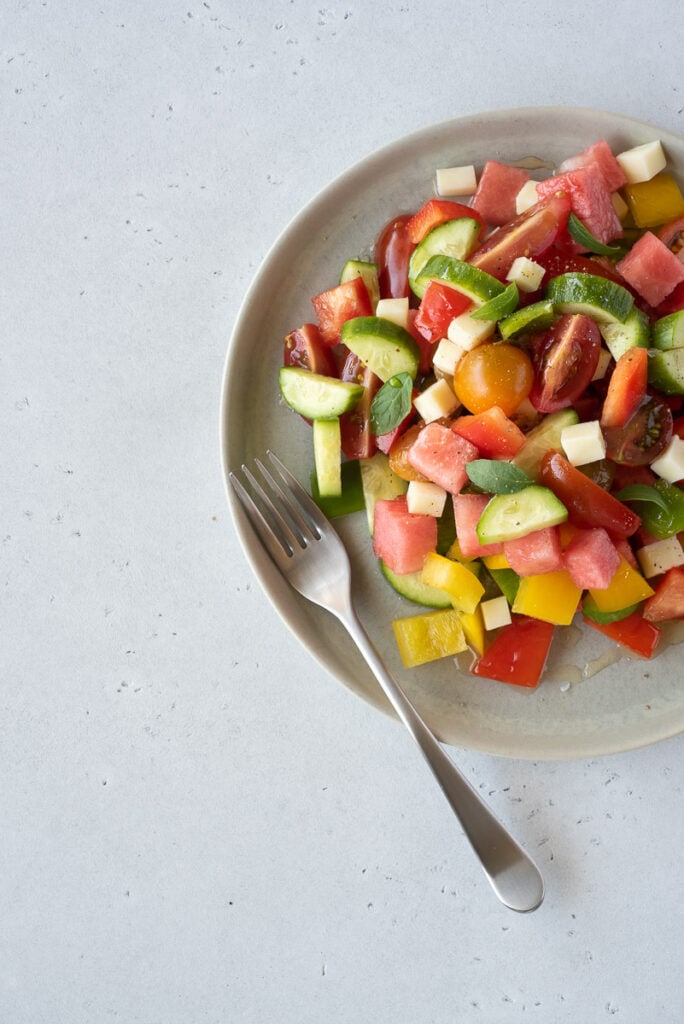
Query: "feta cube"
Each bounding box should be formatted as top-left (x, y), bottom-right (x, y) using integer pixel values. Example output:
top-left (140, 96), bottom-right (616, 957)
top-left (651, 435), bottom-right (684, 483)
top-left (406, 479), bottom-right (448, 517)
top-left (592, 347), bottom-right (613, 381)
top-left (432, 337), bottom-right (465, 376)
top-left (435, 164), bottom-right (478, 197)
top-left (447, 311), bottom-right (495, 349)
top-left (375, 296), bottom-right (409, 330)
top-left (616, 140), bottom-right (667, 184)
top-left (560, 419), bottom-right (606, 466)
top-left (481, 595), bottom-right (512, 631)
top-left (506, 256), bottom-right (545, 293)
top-left (637, 536), bottom-right (684, 578)
top-left (515, 179), bottom-right (541, 214)
top-left (412, 377), bottom-right (460, 423)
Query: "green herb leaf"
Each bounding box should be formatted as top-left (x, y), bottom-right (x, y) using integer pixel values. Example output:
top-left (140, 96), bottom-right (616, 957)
top-left (470, 281), bottom-right (519, 321)
top-left (567, 212), bottom-right (623, 257)
top-left (370, 372), bottom-right (413, 436)
top-left (465, 459), bottom-right (535, 494)
top-left (615, 483), bottom-right (671, 512)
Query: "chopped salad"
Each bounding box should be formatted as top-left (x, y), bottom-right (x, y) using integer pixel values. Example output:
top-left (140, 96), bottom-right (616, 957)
top-left (279, 134), bottom-right (684, 688)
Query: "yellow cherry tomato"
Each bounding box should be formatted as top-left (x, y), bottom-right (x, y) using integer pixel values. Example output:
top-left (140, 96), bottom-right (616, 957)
top-left (453, 342), bottom-right (534, 416)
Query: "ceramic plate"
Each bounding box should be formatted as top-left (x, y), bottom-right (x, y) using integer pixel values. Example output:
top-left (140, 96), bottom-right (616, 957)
top-left (221, 106), bottom-right (684, 760)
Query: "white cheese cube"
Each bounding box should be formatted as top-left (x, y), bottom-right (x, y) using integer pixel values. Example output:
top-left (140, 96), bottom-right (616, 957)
top-left (375, 296), bottom-right (409, 330)
top-left (651, 435), bottom-right (684, 483)
top-left (481, 595), bottom-right (512, 631)
top-left (506, 256), bottom-right (545, 293)
top-left (406, 479), bottom-right (448, 517)
top-left (435, 164), bottom-right (477, 197)
top-left (412, 377), bottom-right (460, 423)
top-left (616, 140), bottom-right (667, 184)
top-left (560, 419), bottom-right (606, 466)
top-left (447, 311), bottom-right (495, 349)
top-left (611, 190), bottom-right (629, 221)
top-left (592, 347), bottom-right (613, 381)
top-left (432, 337), bottom-right (465, 376)
top-left (515, 179), bottom-right (541, 214)
top-left (637, 536), bottom-right (684, 578)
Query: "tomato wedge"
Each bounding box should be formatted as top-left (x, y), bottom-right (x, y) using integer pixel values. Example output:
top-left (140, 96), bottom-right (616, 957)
top-left (405, 199), bottom-right (484, 244)
top-left (470, 615), bottom-right (555, 687)
top-left (583, 610), bottom-right (661, 658)
top-left (600, 347), bottom-right (648, 430)
top-left (540, 451), bottom-right (642, 537)
top-left (374, 214), bottom-right (416, 299)
top-left (413, 280), bottom-right (472, 342)
top-left (283, 323), bottom-right (338, 376)
top-left (468, 193), bottom-right (572, 280)
top-left (529, 313), bottom-right (602, 413)
top-left (311, 276), bottom-right (373, 345)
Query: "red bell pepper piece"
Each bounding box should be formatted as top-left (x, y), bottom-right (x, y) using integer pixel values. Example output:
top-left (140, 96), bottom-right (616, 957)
top-left (583, 610), bottom-right (661, 658)
top-left (470, 615), bottom-right (555, 688)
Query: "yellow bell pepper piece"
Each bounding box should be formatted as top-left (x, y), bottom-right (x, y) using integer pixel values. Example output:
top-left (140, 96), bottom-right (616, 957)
top-left (512, 570), bottom-right (582, 626)
top-left (421, 551), bottom-right (485, 614)
top-left (587, 557), bottom-right (654, 612)
top-left (622, 172), bottom-right (684, 229)
top-left (392, 609), bottom-right (468, 668)
top-left (445, 537), bottom-right (478, 564)
top-left (458, 606), bottom-right (486, 656)
top-left (482, 551), bottom-right (511, 570)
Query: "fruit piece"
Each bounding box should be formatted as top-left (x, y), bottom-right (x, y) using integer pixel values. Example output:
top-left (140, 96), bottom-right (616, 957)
top-left (558, 139), bottom-right (627, 192)
top-left (621, 172), bottom-right (684, 229)
top-left (468, 193), bottom-right (572, 280)
top-left (278, 366), bottom-right (363, 419)
top-left (407, 421), bottom-right (479, 494)
top-left (471, 160), bottom-right (531, 226)
top-left (312, 418), bottom-right (342, 497)
top-left (616, 231), bottom-right (684, 308)
top-left (470, 615), bottom-right (555, 688)
top-left (540, 452), bottom-right (641, 537)
top-left (562, 527), bottom-right (621, 590)
top-left (642, 565), bottom-right (684, 621)
top-left (372, 495), bottom-right (437, 575)
top-left (414, 255), bottom-right (505, 303)
top-left (476, 486), bottom-right (568, 545)
top-left (340, 316), bottom-right (420, 382)
top-left (536, 163), bottom-right (622, 245)
top-left (451, 406), bottom-right (526, 459)
top-left (359, 452), bottom-right (407, 535)
top-left (511, 408), bottom-right (579, 481)
top-left (311, 276), bottom-right (373, 344)
top-left (529, 313), bottom-right (602, 414)
top-left (453, 493), bottom-right (504, 559)
top-left (453, 342), bottom-right (534, 417)
top-left (503, 526), bottom-right (564, 577)
top-left (600, 347), bottom-right (648, 430)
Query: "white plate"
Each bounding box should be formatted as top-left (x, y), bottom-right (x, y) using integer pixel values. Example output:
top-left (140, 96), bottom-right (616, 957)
top-left (221, 106), bottom-right (684, 760)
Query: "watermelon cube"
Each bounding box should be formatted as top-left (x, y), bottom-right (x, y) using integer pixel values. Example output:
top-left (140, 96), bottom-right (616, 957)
top-left (503, 526), bottom-right (564, 577)
top-left (616, 230), bottom-right (684, 308)
top-left (407, 421), bottom-right (479, 494)
top-left (452, 493), bottom-right (503, 559)
top-left (372, 495), bottom-right (437, 575)
top-left (558, 139), bottom-right (627, 192)
top-left (451, 406), bottom-right (526, 458)
top-left (562, 527), bottom-right (621, 589)
top-left (472, 160), bottom-right (531, 226)
top-left (643, 565), bottom-right (684, 622)
top-left (536, 163), bottom-right (622, 245)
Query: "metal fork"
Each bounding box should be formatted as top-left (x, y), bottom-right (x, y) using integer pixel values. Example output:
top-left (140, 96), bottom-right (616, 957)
top-left (229, 451), bottom-right (544, 913)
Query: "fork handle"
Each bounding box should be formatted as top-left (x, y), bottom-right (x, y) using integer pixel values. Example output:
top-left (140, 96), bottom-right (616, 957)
top-left (336, 602), bottom-right (544, 913)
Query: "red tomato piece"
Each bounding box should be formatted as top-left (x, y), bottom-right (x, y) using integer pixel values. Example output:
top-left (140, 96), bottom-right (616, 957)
top-left (338, 349), bottom-right (380, 460)
top-left (283, 323), bottom-right (338, 376)
top-left (468, 193), bottom-right (572, 280)
top-left (451, 406), bottom-right (526, 458)
top-left (583, 611), bottom-right (661, 658)
top-left (534, 247), bottom-right (632, 289)
top-left (311, 276), bottom-right (372, 345)
top-left (413, 280), bottom-right (472, 342)
top-left (470, 615), bottom-right (556, 688)
top-left (405, 199), bottom-right (484, 244)
top-left (529, 313), bottom-right (601, 414)
top-left (471, 161), bottom-right (530, 226)
top-left (603, 397), bottom-right (672, 466)
top-left (540, 451), bottom-right (642, 538)
top-left (373, 215), bottom-right (416, 299)
top-left (643, 566), bottom-right (684, 622)
top-left (600, 347), bottom-right (648, 430)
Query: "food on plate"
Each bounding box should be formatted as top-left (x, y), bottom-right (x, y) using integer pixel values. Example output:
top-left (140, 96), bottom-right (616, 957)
top-left (278, 133), bottom-right (684, 688)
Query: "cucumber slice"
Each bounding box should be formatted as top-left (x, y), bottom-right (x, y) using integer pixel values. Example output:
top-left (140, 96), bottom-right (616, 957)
top-left (310, 459), bottom-right (364, 518)
top-left (599, 306), bottom-right (651, 360)
top-left (581, 594), bottom-right (640, 624)
top-left (499, 299), bottom-right (555, 340)
top-left (414, 255), bottom-right (505, 305)
top-left (487, 566), bottom-right (521, 604)
top-left (380, 560), bottom-right (452, 608)
top-left (653, 309), bottom-right (684, 351)
top-left (359, 451), bottom-right (407, 534)
top-left (279, 366), bottom-right (364, 419)
top-left (312, 418), bottom-right (342, 497)
top-left (340, 259), bottom-right (380, 311)
top-left (476, 486), bottom-right (568, 544)
top-left (408, 218), bottom-right (482, 298)
top-left (340, 316), bottom-right (420, 382)
top-left (545, 271), bottom-right (634, 324)
top-left (648, 347), bottom-right (684, 395)
top-left (511, 408), bottom-right (580, 482)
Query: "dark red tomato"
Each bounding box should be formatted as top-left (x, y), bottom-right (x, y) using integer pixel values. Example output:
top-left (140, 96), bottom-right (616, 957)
top-left (470, 615), bottom-right (555, 688)
top-left (602, 397), bottom-right (673, 466)
top-left (583, 610), bottom-right (661, 657)
top-left (373, 214), bottom-right (416, 299)
top-left (654, 280), bottom-right (684, 316)
top-left (468, 193), bottom-right (571, 280)
top-left (540, 451), bottom-right (642, 537)
top-left (534, 246), bottom-right (633, 288)
top-left (283, 323), bottom-right (337, 376)
top-left (405, 199), bottom-right (484, 245)
top-left (338, 350), bottom-right (379, 459)
top-left (528, 313), bottom-right (601, 413)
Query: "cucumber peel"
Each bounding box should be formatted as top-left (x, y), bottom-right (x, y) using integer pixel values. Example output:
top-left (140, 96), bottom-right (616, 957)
top-left (340, 316), bottom-right (420, 382)
top-left (279, 366), bottom-right (364, 419)
top-left (476, 485), bottom-right (568, 544)
top-left (545, 271), bottom-right (634, 324)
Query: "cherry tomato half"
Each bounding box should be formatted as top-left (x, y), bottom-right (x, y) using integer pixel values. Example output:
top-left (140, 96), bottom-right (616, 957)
top-left (540, 451), bottom-right (641, 537)
top-left (338, 349), bottom-right (380, 460)
top-left (529, 313), bottom-right (601, 414)
top-left (602, 397), bottom-right (673, 466)
top-left (373, 214), bottom-right (416, 300)
top-left (453, 342), bottom-right (534, 417)
top-left (283, 323), bottom-right (338, 376)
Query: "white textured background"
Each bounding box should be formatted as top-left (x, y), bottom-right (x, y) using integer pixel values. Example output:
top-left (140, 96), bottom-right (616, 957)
top-left (2, 3), bottom-right (683, 1022)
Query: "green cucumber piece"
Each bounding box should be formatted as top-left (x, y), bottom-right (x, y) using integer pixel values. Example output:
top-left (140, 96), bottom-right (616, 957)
top-left (499, 299), bottom-right (555, 340)
top-left (312, 418), bottom-right (342, 497)
top-left (340, 316), bottom-right (420, 382)
top-left (408, 218), bottom-right (482, 298)
top-left (380, 560), bottom-right (452, 608)
top-left (653, 309), bottom-right (684, 351)
top-left (470, 281), bottom-right (519, 322)
top-left (511, 409), bottom-right (580, 482)
top-left (414, 255), bottom-right (505, 305)
top-left (599, 306), bottom-right (651, 361)
top-left (340, 259), bottom-right (380, 311)
top-left (359, 451), bottom-right (407, 535)
top-left (279, 366), bottom-right (364, 419)
top-left (310, 458), bottom-right (364, 517)
top-left (476, 486), bottom-right (568, 544)
top-left (487, 566), bottom-right (521, 604)
top-left (581, 594), bottom-right (640, 624)
top-left (648, 347), bottom-right (684, 396)
top-left (545, 271), bottom-right (634, 324)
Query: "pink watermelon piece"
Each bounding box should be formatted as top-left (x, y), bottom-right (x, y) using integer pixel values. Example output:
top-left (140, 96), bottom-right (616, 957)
top-left (407, 421), bottom-right (479, 494)
top-left (562, 527), bottom-right (621, 590)
top-left (452, 493), bottom-right (503, 559)
top-left (372, 495), bottom-right (437, 575)
top-left (616, 230), bottom-right (684, 307)
top-left (536, 163), bottom-right (622, 244)
top-left (472, 160), bottom-right (531, 226)
top-left (503, 526), bottom-right (564, 577)
top-left (558, 139), bottom-right (627, 192)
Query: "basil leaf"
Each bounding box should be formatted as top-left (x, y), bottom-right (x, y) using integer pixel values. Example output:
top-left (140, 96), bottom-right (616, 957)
top-left (470, 281), bottom-right (519, 321)
top-left (370, 372), bottom-right (413, 435)
top-left (567, 212), bottom-right (623, 257)
top-left (465, 459), bottom-right (535, 494)
top-left (615, 483), bottom-right (670, 512)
